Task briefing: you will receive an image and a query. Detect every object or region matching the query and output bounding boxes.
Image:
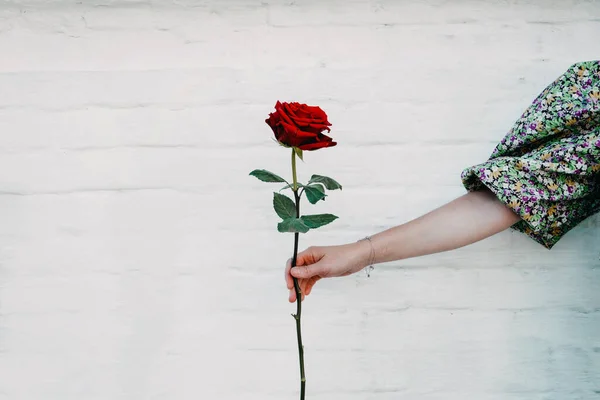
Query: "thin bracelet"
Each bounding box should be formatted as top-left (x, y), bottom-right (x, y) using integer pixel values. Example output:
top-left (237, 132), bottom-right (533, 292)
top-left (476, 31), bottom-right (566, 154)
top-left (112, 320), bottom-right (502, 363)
top-left (357, 235), bottom-right (376, 277)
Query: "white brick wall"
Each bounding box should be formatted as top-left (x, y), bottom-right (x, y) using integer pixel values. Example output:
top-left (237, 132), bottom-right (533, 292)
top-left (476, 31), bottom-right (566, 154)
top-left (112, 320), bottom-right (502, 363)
top-left (0, 1), bottom-right (599, 399)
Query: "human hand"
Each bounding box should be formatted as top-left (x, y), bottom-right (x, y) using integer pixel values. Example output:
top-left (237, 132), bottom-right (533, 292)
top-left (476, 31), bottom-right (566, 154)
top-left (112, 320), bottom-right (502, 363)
top-left (285, 242), bottom-right (371, 302)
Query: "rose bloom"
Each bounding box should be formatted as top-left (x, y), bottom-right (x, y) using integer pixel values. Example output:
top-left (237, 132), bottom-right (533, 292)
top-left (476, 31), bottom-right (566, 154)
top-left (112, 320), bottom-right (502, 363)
top-left (266, 101), bottom-right (336, 150)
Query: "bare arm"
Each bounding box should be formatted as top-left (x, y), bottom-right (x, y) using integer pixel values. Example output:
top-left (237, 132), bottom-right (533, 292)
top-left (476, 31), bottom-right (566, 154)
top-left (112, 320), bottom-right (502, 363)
top-left (286, 188), bottom-right (521, 302)
top-left (368, 187), bottom-right (521, 264)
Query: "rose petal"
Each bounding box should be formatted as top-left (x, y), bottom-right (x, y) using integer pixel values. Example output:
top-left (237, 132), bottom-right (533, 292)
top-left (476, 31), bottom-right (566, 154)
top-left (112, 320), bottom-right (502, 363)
top-left (305, 105), bottom-right (330, 123)
top-left (276, 104), bottom-right (296, 126)
top-left (281, 103), bottom-right (300, 119)
top-left (298, 140), bottom-right (337, 151)
top-left (276, 122), bottom-right (321, 147)
top-left (265, 111), bottom-right (282, 135)
top-left (280, 121), bottom-right (319, 139)
top-left (286, 103), bottom-right (331, 124)
top-left (297, 131), bottom-right (336, 150)
top-left (288, 115), bottom-right (331, 128)
top-left (274, 125), bottom-right (297, 147)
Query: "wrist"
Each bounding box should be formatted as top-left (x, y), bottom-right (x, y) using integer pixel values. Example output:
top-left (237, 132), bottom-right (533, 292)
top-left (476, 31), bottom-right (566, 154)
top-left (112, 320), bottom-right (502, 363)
top-left (354, 236), bottom-right (376, 270)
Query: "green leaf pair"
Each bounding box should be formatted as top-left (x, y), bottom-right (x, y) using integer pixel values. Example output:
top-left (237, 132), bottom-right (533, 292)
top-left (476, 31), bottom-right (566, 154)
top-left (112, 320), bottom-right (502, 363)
top-left (279, 183), bottom-right (304, 192)
top-left (250, 170), bottom-right (342, 191)
top-left (250, 169), bottom-right (341, 234)
top-left (278, 182), bottom-right (327, 204)
top-left (277, 214), bottom-right (339, 233)
top-left (273, 192), bottom-right (337, 233)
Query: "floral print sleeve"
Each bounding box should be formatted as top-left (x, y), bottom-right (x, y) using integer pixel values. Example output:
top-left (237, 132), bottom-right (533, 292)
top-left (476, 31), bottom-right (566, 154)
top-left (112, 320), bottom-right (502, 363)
top-left (461, 60), bottom-right (600, 249)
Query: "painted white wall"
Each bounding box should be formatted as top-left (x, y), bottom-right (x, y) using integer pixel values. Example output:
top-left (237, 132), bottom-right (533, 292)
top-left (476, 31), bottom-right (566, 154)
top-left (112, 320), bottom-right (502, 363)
top-left (0, 1), bottom-right (599, 399)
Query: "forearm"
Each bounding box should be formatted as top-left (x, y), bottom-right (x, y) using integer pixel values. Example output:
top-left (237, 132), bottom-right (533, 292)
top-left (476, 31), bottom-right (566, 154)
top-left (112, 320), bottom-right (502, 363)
top-left (364, 188), bottom-right (521, 264)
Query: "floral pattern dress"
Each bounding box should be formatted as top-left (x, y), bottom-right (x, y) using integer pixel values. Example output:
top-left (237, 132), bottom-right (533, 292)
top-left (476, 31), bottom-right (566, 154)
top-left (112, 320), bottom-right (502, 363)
top-left (461, 60), bottom-right (600, 249)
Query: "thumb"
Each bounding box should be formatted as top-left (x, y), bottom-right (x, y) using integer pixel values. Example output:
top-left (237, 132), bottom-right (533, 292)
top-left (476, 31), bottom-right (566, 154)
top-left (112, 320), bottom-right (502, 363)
top-left (290, 263), bottom-right (324, 279)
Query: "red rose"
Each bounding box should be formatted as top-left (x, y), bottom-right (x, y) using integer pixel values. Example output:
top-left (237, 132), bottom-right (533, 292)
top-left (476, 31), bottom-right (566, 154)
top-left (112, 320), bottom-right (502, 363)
top-left (265, 101), bottom-right (337, 151)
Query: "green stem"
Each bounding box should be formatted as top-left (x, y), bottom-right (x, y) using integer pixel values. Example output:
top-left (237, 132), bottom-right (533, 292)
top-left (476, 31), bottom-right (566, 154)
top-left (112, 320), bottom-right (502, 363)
top-left (290, 148), bottom-right (305, 400)
top-left (291, 148), bottom-right (298, 192)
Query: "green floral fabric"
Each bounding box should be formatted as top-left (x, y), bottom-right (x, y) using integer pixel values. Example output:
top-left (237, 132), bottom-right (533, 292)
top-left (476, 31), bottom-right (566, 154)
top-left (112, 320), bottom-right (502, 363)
top-left (462, 61), bottom-right (600, 249)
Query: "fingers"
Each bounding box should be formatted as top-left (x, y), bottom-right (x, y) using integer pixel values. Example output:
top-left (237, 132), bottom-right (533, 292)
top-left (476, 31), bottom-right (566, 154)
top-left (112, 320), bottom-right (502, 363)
top-left (288, 276), bottom-right (320, 303)
top-left (285, 258), bottom-right (294, 290)
top-left (285, 254), bottom-right (311, 289)
top-left (288, 288), bottom-right (305, 303)
top-left (288, 277), bottom-right (307, 303)
top-left (288, 276), bottom-right (313, 303)
top-left (286, 247), bottom-right (325, 302)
